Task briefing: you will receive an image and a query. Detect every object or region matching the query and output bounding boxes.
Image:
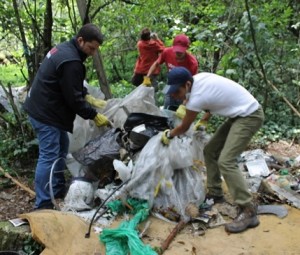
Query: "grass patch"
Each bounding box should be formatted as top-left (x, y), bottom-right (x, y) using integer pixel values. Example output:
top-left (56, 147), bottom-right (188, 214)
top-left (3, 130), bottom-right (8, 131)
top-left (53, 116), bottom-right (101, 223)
top-left (0, 64), bottom-right (27, 86)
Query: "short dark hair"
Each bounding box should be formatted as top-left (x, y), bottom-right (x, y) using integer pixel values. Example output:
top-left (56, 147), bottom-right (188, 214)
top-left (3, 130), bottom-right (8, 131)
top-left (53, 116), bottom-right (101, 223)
top-left (140, 28), bottom-right (151, 41)
top-left (76, 24), bottom-right (104, 45)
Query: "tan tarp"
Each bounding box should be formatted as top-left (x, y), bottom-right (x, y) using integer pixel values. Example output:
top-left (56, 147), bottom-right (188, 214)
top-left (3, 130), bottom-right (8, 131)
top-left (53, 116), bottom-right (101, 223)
top-left (20, 210), bottom-right (104, 255)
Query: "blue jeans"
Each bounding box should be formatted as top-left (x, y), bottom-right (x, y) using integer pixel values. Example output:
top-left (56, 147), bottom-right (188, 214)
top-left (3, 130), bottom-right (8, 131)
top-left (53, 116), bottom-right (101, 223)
top-left (29, 117), bottom-right (69, 208)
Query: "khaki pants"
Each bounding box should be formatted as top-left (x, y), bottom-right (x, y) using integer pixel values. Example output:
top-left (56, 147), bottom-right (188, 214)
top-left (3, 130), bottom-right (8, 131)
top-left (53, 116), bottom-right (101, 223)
top-left (204, 107), bottom-right (264, 206)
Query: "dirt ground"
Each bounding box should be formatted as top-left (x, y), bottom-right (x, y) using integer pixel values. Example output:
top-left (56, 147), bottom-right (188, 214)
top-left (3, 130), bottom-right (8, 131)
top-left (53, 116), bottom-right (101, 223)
top-left (0, 141), bottom-right (300, 254)
top-left (143, 206), bottom-right (300, 255)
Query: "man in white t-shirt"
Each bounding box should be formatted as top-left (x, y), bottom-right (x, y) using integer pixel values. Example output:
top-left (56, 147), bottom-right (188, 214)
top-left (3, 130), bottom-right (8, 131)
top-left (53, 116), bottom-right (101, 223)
top-left (161, 67), bottom-right (264, 233)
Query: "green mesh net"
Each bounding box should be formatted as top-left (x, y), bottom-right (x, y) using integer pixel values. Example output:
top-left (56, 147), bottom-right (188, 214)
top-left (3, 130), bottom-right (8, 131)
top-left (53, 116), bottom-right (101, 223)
top-left (100, 198), bottom-right (157, 255)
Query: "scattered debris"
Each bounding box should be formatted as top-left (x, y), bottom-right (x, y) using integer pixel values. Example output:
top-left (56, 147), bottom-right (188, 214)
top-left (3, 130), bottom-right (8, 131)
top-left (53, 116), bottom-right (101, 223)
top-left (8, 218), bottom-right (28, 227)
top-left (0, 192), bottom-right (13, 201)
top-left (159, 220), bottom-right (187, 255)
top-left (0, 166), bottom-right (35, 197)
top-left (257, 205), bottom-right (288, 218)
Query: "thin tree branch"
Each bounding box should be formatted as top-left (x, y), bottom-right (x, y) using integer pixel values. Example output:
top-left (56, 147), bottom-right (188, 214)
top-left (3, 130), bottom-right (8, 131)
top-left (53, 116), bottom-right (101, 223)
top-left (83, 0), bottom-right (92, 24)
top-left (22, 1), bottom-right (45, 42)
top-left (120, 0), bottom-right (140, 5)
top-left (12, 0), bottom-right (34, 85)
top-left (245, 0), bottom-right (269, 110)
top-left (0, 81), bottom-right (26, 138)
top-left (20, 68), bottom-right (30, 87)
top-left (71, 0), bottom-right (79, 32)
top-left (66, 0), bottom-right (77, 33)
top-left (91, 0), bottom-right (115, 20)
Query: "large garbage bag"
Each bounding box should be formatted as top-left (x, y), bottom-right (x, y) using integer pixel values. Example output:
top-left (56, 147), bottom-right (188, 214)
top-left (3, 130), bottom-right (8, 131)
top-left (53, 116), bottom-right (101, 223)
top-left (103, 86), bottom-right (162, 128)
top-left (124, 134), bottom-right (205, 221)
top-left (68, 81), bottom-right (107, 153)
top-left (123, 113), bottom-right (170, 132)
top-left (123, 112), bottom-right (171, 151)
top-left (72, 128), bottom-right (122, 181)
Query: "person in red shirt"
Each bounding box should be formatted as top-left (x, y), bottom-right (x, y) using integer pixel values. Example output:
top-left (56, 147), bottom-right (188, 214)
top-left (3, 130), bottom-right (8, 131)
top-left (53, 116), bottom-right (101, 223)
top-left (132, 28), bottom-right (165, 89)
top-left (145, 34), bottom-right (198, 109)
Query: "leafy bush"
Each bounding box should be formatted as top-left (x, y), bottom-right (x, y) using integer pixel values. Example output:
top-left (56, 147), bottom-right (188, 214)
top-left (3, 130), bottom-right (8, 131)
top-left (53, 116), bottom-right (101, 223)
top-left (0, 112), bottom-right (38, 171)
top-left (110, 80), bottom-right (135, 98)
top-left (22, 235), bottom-right (44, 255)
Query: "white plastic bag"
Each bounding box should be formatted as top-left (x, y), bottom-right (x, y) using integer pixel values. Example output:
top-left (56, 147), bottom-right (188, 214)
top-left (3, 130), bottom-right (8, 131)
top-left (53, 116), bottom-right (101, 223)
top-left (113, 159), bottom-right (133, 182)
top-left (125, 134), bottom-right (205, 220)
top-left (68, 82), bottom-right (108, 153)
top-left (63, 179), bottom-right (96, 211)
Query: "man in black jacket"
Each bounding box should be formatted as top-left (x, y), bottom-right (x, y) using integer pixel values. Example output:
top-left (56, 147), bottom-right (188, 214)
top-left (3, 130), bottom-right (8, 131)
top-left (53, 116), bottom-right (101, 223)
top-left (24, 23), bottom-right (109, 209)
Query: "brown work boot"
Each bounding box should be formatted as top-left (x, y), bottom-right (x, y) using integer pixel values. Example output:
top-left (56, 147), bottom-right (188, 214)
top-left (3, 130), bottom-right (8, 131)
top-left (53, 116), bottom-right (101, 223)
top-left (225, 203), bottom-right (259, 233)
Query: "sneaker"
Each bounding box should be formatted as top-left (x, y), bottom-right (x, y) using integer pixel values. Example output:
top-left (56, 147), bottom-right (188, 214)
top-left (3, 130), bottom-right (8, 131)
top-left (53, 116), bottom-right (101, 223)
top-left (33, 203), bottom-right (54, 211)
top-left (225, 203), bottom-right (260, 233)
top-left (205, 194), bottom-right (225, 204)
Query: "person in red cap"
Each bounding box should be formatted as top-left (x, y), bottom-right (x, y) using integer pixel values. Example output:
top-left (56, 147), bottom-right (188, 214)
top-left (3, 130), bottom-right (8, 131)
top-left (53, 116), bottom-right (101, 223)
top-left (132, 28), bottom-right (165, 89)
top-left (143, 34), bottom-right (198, 109)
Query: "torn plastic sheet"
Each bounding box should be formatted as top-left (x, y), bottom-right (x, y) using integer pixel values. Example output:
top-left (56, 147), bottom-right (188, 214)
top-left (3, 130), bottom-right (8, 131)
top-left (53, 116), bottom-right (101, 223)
top-left (103, 86), bottom-right (162, 128)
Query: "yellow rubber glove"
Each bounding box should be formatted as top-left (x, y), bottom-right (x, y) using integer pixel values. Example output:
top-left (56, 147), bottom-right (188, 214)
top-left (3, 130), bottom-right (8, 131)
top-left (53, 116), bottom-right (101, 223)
top-left (161, 129), bottom-right (173, 145)
top-left (194, 119), bottom-right (208, 131)
top-left (142, 76), bottom-right (151, 87)
top-left (85, 94), bottom-right (107, 109)
top-left (175, 104), bottom-right (186, 119)
top-left (93, 113), bottom-right (109, 127)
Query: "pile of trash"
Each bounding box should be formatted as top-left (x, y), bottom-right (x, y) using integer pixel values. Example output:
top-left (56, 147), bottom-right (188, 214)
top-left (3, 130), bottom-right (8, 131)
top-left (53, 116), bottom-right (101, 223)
top-left (2, 81), bottom-right (300, 254)
top-left (61, 84), bottom-right (300, 229)
top-left (63, 85), bottom-right (209, 224)
top-left (237, 149), bottom-right (300, 209)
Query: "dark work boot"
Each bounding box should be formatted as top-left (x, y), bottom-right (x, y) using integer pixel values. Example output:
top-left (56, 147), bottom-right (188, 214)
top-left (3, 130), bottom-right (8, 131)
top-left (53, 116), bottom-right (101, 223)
top-left (225, 203), bottom-right (259, 233)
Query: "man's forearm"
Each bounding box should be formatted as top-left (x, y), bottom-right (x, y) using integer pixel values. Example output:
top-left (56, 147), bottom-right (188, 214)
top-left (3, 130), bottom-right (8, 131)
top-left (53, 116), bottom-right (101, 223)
top-left (170, 110), bottom-right (198, 137)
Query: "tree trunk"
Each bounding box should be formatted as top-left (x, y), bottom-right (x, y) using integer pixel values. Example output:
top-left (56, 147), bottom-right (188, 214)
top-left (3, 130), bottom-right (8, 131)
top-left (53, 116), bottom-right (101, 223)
top-left (43, 0), bottom-right (53, 57)
top-left (76, 0), bottom-right (112, 99)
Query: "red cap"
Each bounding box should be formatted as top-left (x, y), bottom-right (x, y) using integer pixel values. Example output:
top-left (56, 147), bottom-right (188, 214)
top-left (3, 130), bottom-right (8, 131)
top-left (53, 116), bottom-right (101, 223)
top-left (172, 34), bottom-right (190, 53)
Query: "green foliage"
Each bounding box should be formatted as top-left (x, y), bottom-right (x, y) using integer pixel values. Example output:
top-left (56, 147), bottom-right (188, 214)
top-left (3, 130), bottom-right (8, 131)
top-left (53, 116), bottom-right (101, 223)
top-left (0, 64), bottom-right (27, 86)
top-left (22, 235), bottom-right (44, 255)
top-left (253, 121), bottom-right (300, 145)
top-left (1, 0), bottom-right (299, 145)
top-left (0, 112), bottom-right (38, 171)
top-left (109, 80), bottom-right (135, 98)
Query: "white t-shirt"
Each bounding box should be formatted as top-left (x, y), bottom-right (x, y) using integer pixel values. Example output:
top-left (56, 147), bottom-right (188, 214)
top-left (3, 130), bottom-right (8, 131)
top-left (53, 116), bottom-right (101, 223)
top-left (186, 73), bottom-right (259, 118)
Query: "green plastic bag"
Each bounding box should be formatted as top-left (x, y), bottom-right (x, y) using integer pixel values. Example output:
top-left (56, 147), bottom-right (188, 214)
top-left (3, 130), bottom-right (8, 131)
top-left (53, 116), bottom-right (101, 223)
top-left (100, 199), bottom-right (157, 255)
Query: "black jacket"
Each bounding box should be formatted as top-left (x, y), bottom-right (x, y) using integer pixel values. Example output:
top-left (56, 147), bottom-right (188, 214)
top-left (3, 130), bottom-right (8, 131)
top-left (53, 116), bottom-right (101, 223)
top-left (23, 38), bottom-right (97, 133)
